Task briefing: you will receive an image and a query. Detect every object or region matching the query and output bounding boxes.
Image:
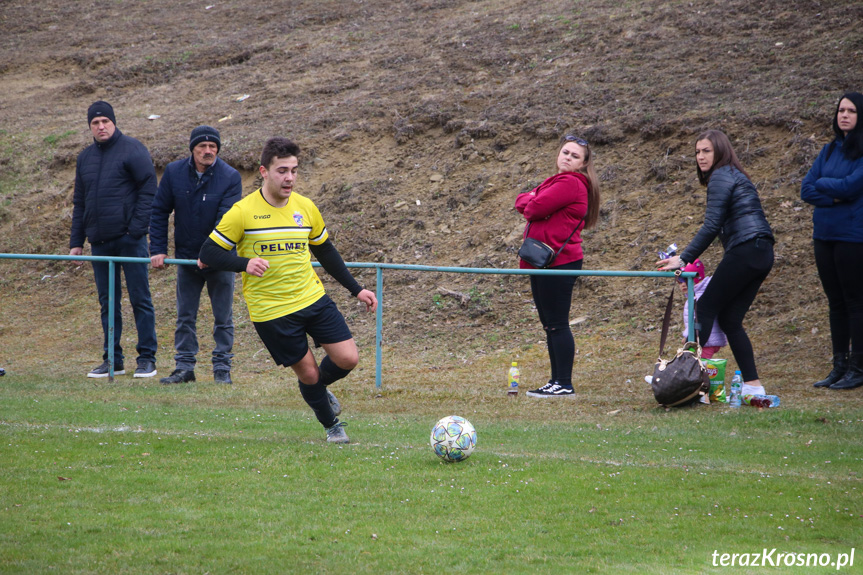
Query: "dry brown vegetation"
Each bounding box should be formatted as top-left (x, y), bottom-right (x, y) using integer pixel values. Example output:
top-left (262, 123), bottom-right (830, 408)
top-left (1, 0), bottom-right (862, 409)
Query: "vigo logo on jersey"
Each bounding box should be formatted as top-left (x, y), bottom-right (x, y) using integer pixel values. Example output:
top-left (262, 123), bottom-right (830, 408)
top-left (253, 238), bottom-right (308, 256)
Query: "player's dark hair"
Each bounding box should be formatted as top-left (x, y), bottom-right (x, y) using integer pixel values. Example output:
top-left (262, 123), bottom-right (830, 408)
top-left (261, 137), bottom-right (301, 169)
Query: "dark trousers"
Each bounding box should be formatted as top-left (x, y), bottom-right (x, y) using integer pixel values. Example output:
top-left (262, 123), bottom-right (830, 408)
top-left (813, 239), bottom-right (863, 355)
top-left (174, 264), bottom-right (235, 372)
top-left (696, 237), bottom-right (773, 381)
top-left (530, 260), bottom-right (582, 384)
top-left (91, 234), bottom-right (157, 364)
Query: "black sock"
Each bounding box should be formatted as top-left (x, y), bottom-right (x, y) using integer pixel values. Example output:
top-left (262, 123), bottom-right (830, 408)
top-left (318, 355), bottom-right (352, 387)
top-left (297, 379), bottom-right (337, 428)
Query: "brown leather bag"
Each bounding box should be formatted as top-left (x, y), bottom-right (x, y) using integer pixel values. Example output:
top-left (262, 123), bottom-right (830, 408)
top-left (651, 285), bottom-right (710, 407)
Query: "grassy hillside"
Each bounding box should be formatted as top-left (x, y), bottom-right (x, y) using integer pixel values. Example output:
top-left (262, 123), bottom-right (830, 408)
top-left (1, 0), bottom-right (862, 388)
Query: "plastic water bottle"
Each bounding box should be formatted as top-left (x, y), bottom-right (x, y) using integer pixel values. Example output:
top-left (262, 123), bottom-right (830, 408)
top-left (729, 371), bottom-right (742, 408)
top-left (744, 394), bottom-right (780, 408)
top-left (507, 362), bottom-right (520, 396)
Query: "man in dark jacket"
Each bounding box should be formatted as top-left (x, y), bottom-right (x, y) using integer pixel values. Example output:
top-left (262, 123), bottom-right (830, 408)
top-left (69, 101), bottom-right (159, 379)
top-left (150, 126), bottom-right (242, 385)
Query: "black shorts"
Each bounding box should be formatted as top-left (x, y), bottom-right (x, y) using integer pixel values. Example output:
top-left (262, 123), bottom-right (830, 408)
top-left (253, 295), bottom-right (353, 367)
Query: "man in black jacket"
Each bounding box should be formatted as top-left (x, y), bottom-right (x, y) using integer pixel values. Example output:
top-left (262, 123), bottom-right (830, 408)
top-left (150, 126), bottom-right (242, 385)
top-left (69, 101), bottom-right (159, 379)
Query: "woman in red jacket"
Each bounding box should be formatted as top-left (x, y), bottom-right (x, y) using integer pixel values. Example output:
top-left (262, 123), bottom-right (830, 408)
top-left (515, 135), bottom-right (601, 397)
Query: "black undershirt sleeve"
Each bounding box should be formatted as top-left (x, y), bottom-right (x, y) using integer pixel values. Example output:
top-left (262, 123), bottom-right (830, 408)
top-left (198, 237), bottom-right (249, 273)
top-left (310, 239), bottom-right (363, 297)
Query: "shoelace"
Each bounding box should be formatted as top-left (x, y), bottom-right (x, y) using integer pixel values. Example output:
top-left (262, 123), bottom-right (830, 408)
top-left (327, 421), bottom-right (348, 434)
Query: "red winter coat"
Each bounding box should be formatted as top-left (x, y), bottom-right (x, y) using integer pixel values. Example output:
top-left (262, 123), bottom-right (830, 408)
top-left (514, 171), bottom-right (589, 269)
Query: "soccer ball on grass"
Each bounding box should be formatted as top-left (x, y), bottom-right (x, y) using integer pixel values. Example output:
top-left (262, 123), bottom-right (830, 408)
top-left (430, 415), bottom-right (477, 462)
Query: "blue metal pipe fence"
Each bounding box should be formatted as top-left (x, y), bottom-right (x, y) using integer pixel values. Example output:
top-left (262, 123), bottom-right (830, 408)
top-left (0, 253), bottom-right (696, 386)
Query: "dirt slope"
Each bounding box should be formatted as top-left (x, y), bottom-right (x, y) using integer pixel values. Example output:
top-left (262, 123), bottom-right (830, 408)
top-left (1, 0), bottom-right (862, 381)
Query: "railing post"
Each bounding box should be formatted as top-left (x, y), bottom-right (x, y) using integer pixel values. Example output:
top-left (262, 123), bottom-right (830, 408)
top-left (108, 259), bottom-right (116, 382)
top-left (686, 277), bottom-right (695, 342)
top-left (375, 265), bottom-right (383, 389)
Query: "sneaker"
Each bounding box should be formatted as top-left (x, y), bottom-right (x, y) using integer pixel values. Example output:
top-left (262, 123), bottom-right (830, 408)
top-left (88, 361), bottom-right (125, 378)
top-left (213, 369), bottom-right (232, 384)
top-left (134, 361), bottom-right (157, 378)
top-left (742, 384), bottom-right (765, 396)
top-left (530, 380), bottom-right (555, 394)
top-left (526, 383), bottom-right (575, 398)
top-left (325, 421), bottom-right (350, 444)
top-left (327, 389), bottom-right (342, 416)
top-left (0, 367), bottom-right (5, 376)
top-left (160, 369), bottom-right (196, 385)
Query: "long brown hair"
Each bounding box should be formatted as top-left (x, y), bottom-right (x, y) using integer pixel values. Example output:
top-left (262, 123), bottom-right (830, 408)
top-left (559, 135), bottom-right (601, 229)
top-left (695, 129), bottom-right (749, 186)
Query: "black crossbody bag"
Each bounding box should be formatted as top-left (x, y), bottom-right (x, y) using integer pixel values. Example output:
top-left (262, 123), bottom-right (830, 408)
top-left (518, 217), bottom-right (585, 269)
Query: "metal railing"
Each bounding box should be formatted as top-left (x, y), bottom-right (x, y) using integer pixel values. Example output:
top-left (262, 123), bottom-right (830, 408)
top-left (0, 253), bottom-right (696, 386)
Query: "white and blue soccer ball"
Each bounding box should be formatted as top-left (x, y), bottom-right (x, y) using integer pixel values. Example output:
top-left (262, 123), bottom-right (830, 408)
top-left (430, 415), bottom-right (477, 462)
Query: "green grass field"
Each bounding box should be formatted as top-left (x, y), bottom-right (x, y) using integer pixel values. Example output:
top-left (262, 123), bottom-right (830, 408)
top-left (1, 370), bottom-right (861, 574)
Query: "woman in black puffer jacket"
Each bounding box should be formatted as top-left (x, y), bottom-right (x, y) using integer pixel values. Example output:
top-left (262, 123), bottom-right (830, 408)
top-left (657, 130), bottom-right (775, 398)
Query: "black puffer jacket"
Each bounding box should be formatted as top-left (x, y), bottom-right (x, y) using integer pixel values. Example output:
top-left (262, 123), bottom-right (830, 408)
top-left (680, 165), bottom-right (773, 264)
top-left (70, 129), bottom-right (157, 247)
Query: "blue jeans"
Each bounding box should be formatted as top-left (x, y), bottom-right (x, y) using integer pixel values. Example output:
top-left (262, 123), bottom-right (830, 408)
top-left (91, 234), bottom-right (157, 364)
top-left (174, 264), bottom-right (235, 371)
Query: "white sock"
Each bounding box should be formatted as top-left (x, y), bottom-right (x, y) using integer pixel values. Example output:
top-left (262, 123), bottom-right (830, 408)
top-left (742, 384), bottom-right (765, 396)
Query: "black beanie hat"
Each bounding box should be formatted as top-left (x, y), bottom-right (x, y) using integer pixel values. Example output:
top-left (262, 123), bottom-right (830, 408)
top-left (189, 125), bottom-right (221, 153)
top-left (87, 101), bottom-right (116, 126)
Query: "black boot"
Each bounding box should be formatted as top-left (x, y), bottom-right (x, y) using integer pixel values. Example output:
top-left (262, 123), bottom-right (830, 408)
top-left (830, 353), bottom-right (863, 390)
top-left (814, 353), bottom-right (848, 388)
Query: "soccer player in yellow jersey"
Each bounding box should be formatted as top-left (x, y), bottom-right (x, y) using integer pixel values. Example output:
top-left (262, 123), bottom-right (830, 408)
top-left (199, 138), bottom-right (377, 444)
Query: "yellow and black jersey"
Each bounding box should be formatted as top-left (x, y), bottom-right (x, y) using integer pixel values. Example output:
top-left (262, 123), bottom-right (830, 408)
top-left (209, 189), bottom-right (328, 322)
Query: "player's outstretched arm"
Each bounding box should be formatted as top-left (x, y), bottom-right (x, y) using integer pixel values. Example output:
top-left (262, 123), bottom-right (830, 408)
top-left (310, 239), bottom-right (364, 296)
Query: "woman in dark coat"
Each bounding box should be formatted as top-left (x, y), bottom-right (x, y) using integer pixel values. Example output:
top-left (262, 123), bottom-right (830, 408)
top-left (657, 130), bottom-right (774, 398)
top-left (801, 92), bottom-right (863, 390)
